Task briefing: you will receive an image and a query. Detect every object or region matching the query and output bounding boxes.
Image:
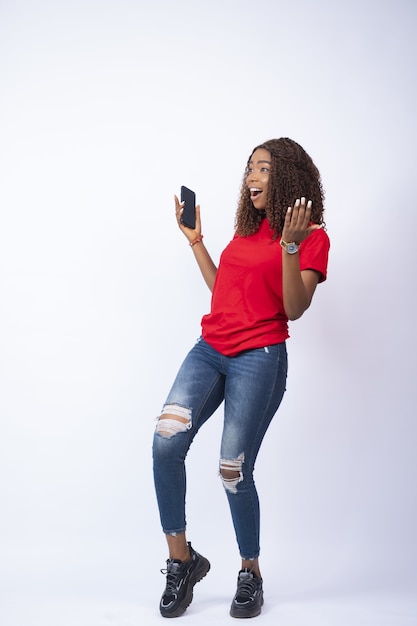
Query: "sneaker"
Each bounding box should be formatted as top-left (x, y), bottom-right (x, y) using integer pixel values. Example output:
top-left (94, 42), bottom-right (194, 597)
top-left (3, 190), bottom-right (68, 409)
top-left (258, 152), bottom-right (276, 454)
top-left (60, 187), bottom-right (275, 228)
top-left (230, 568), bottom-right (264, 618)
top-left (159, 542), bottom-right (210, 618)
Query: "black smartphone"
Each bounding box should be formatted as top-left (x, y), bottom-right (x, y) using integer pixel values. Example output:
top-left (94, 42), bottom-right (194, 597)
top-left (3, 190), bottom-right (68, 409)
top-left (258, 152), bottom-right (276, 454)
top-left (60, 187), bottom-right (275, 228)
top-left (180, 186), bottom-right (196, 229)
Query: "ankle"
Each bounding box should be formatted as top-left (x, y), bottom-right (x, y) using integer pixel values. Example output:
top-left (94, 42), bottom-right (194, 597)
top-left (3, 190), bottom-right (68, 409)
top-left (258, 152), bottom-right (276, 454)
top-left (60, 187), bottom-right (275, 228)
top-left (166, 534), bottom-right (191, 563)
top-left (241, 560), bottom-right (261, 578)
top-left (170, 544), bottom-right (191, 563)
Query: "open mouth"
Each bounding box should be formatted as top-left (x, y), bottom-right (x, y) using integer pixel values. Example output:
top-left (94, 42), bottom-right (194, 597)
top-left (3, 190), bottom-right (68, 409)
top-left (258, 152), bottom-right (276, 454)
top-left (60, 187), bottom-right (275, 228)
top-left (249, 187), bottom-right (262, 200)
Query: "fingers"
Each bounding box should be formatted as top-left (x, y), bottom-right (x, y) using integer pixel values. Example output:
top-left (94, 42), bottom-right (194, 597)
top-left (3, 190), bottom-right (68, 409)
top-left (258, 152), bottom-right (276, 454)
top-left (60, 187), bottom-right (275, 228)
top-left (174, 194), bottom-right (185, 223)
top-left (174, 194), bottom-right (183, 211)
top-left (286, 197), bottom-right (312, 227)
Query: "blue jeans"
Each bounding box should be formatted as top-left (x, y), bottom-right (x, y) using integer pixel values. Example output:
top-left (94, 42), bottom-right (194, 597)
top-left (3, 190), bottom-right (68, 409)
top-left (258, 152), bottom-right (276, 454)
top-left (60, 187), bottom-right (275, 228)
top-left (152, 336), bottom-right (288, 560)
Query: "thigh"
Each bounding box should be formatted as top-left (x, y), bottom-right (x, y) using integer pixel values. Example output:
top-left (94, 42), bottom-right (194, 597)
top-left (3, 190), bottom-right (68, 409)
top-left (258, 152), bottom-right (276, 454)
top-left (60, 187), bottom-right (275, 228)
top-left (163, 337), bottom-right (225, 431)
top-left (221, 343), bottom-right (288, 462)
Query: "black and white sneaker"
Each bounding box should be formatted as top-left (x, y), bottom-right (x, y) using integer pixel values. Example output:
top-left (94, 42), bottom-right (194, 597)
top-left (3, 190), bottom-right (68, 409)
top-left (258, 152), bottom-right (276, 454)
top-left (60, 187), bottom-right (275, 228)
top-left (230, 568), bottom-right (264, 618)
top-left (159, 542), bottom-right (210, 618)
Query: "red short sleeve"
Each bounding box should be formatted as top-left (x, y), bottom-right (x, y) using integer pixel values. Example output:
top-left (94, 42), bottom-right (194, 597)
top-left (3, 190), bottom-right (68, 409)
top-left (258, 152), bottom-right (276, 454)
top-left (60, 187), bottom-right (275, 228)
top-left (299, 227), bottom-right (330, 283)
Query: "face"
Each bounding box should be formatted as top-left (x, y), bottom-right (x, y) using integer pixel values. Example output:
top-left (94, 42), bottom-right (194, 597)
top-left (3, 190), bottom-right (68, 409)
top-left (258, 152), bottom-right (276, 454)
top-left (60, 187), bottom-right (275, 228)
top-left (246, 148), bottom-right (271, 210)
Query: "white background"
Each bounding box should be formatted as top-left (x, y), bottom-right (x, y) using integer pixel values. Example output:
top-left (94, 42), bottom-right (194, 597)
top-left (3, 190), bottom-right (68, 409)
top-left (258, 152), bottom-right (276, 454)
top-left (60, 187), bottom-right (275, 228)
top-left (1, 1), bottom-right (416, 624)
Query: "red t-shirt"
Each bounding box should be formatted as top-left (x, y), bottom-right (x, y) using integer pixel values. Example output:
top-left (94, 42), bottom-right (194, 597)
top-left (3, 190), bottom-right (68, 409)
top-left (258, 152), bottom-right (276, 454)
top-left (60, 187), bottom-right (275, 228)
top-left (201, 218), bottom-right (330, 356)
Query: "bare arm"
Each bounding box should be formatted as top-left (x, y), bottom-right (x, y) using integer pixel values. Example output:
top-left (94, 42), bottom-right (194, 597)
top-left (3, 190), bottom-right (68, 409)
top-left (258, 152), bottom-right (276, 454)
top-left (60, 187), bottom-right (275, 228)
top-left (281, 197), bottom-right (321, 320)
top-left (174, 195), bottom-right (217, 292)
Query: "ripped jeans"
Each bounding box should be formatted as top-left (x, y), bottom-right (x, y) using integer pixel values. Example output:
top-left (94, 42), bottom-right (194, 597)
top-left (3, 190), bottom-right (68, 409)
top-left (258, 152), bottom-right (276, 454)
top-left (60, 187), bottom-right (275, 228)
top-left (152, 336), bottom-right (287, 560)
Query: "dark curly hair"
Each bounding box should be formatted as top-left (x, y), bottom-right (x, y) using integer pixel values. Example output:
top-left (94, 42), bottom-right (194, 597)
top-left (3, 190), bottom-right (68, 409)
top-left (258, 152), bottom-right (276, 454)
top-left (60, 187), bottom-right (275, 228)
top-left (235, 138), bottom-right (325, 238)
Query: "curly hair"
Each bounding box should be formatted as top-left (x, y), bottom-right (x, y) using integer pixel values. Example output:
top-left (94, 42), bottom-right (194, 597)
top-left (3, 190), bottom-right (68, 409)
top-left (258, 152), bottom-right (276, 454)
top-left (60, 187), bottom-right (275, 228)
top-left (234, 138), bottom-right (325, 238)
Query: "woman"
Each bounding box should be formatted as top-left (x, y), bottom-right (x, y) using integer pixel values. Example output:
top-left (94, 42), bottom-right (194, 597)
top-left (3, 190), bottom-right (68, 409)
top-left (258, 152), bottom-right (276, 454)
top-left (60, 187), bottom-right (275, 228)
top-left (152, 137), bottom-right (330, 619)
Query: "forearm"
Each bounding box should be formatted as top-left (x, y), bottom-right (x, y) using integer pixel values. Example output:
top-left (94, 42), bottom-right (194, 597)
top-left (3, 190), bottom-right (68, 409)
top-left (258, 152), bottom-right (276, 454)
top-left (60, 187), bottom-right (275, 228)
top-left (191, 241), bottom-right (217, 291)
top-left (282, 253), bottom-right (318, 320)
top-left (281, 198), bottom-right (321, 320)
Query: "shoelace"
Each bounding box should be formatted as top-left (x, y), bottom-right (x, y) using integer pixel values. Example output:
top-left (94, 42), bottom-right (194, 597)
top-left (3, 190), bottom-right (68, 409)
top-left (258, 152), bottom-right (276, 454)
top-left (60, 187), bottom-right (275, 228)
top-left (236, 573), bottom-right (258, 600)
top-left (160, 560), bottom-right (182, 593)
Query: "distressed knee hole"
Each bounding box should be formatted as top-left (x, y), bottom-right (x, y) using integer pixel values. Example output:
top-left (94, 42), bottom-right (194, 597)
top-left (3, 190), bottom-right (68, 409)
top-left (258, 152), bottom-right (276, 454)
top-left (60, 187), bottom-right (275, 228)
top-left (155, 404), bottom-right (192, 438)
top-left (220, 453), bottom-right (245, 494)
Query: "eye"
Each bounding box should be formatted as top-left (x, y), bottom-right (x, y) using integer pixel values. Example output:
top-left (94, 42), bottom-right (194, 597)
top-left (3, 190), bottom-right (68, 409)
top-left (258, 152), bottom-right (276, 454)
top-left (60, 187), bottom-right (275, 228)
top-left (246, 167), bottom-right (254, 174)
top-left (261, 167), bottom-right (270, 173)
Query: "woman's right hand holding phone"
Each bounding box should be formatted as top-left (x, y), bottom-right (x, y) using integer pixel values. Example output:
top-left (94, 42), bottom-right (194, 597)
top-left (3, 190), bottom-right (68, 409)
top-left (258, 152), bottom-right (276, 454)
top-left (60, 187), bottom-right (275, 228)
top-left (174, 194), bottom-right (202, 244)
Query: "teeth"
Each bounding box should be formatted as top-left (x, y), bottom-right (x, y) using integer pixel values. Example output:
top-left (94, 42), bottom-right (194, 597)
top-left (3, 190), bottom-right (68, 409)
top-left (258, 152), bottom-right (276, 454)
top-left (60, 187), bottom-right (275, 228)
top-left (250, 188), bottom-right (262, 192)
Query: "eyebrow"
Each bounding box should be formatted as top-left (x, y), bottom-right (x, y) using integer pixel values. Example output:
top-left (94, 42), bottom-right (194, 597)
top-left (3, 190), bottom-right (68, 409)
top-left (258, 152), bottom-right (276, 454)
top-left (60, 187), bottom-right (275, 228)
top-left (248, 159), bottom-right (272, 165)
